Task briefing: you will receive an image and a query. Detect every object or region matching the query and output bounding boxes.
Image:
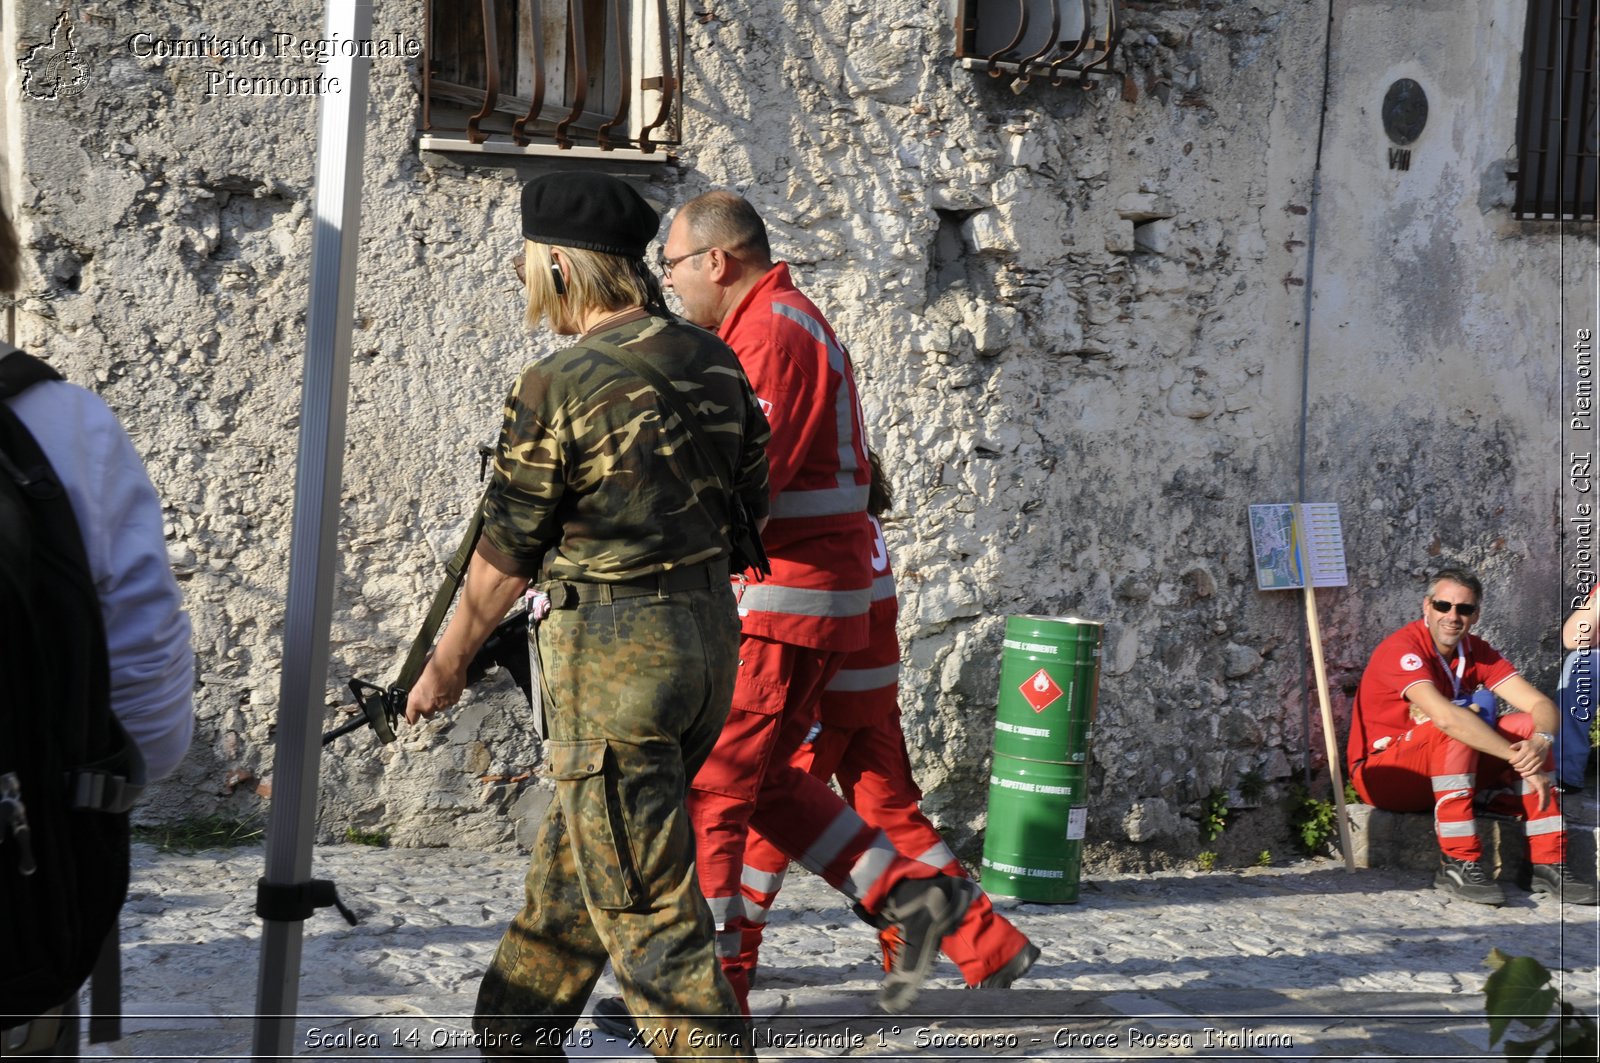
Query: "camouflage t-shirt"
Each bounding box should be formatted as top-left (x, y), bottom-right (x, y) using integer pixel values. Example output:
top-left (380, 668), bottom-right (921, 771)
top-left (477, 311), bottom-right (770, 582)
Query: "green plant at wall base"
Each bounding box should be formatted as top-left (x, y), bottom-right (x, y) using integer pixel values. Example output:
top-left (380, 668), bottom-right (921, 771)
top-left (1344, 779), bottom-right (1360, 805)
top-left (1199, 790), bottom-right (1229, 843)
top-left (1237, 769), bottom-right (1268, 804)
top-left (133, 814), bottom-right (264, 852)
top-left (345, 826), bottom-right (389, 847)
top-left (1483, 949), bottom-right (1596, 1060)
top-left (1256, 850), bottom-right (1272, 867)
top-left (1289, 788), bottom-right (1341, 855)
top-left (1196, 851), bottom-right (1217, 872)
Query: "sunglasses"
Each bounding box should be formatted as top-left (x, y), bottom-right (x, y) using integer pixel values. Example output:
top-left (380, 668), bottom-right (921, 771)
top-left (1429, 598), bottom-right (1478, 617)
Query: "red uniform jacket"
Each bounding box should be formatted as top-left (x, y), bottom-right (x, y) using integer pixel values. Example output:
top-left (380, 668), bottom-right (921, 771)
top-left (1347, 619), bottom-right (1518, 770)
top-left (719, 264), bottom-right (872, 652)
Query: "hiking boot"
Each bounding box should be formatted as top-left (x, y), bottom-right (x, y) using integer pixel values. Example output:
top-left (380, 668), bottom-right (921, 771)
top-left (1529, 863), bottom-right (1599, 906)
top-left (979, 941), bottom-right (1041, 989)
top-left (1434, 855), bottom-right (1505, 905)
top-left (591, 996), bottom-right (639, 1041)
top-left (876, 875), bottom-right (978, 1013)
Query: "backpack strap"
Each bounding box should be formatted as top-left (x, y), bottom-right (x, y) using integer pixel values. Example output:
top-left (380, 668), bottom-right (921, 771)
top-left (0, 343), bottom-right (64, 401)
top-left (88, 927), bottom-right (121, 1043)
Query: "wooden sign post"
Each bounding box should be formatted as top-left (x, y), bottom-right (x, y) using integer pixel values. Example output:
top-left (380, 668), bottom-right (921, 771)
top-left (1248, 503), bottom-right (1356, 871)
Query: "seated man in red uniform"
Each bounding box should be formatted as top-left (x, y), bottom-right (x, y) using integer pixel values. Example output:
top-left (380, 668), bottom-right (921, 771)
top-left (1348, 567), bottom-right (1596, 905)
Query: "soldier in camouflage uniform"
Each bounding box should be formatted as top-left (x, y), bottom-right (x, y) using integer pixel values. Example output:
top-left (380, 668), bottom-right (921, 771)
top-left (408, 173), bottom-right (767, 1059)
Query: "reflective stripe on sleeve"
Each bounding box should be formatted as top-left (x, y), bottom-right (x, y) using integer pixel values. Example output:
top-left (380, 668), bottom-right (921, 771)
top-left (769, 483), bottom-right (870, 519)
top-left (771, 302), bottom-right (862, 489)
top-left (738, 583), bottom-right (871, 619)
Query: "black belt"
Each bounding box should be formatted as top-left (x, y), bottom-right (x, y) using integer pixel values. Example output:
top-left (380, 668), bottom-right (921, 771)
top-left (543, 560), bottom-right (728, 609)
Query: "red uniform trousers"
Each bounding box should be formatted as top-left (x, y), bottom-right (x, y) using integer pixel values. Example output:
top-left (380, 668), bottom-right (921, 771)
top-left (686, 635), bottom-right (939, 1012)
top-left (1351, 710), bottom-right (1566, 864)
top-left (741, 711), bottom-right (1030, 985)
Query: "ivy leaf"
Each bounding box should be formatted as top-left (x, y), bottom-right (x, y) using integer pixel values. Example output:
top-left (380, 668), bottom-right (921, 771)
top-left (1484, 955), bottom-right (1556, 1044)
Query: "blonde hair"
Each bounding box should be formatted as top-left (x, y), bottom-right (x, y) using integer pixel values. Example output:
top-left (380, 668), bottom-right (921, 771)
top-left (523, 239), bottom-right (654, 334)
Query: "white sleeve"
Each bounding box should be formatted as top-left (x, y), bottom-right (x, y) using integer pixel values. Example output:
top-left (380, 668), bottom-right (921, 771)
top-left (9, 381), bottom-right (195, 780)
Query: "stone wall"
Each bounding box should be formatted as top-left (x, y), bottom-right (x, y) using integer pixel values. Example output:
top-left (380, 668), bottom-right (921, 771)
top-left (2, 0), bottom-right (1588, 863)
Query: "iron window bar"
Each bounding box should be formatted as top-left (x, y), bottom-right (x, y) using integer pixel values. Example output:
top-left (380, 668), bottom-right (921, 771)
top-left (1513, 0), bottom-right (1598, 221)
top-left (955, 0), bottom-right (1124, 87)
top-left (423, 0), bottom-right (683, 155)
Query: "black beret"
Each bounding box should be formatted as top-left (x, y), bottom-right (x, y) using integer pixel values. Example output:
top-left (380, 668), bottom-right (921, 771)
top-left (520, 172), bottom-right (659, 259)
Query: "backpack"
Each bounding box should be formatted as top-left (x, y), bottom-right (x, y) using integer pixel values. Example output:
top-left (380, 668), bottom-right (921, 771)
top-left (0, 348), bottom-right (145, 1044)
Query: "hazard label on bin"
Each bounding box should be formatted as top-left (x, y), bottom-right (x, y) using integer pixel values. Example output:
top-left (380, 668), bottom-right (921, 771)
top-left (1020, 669), bottom-right (1063, 713)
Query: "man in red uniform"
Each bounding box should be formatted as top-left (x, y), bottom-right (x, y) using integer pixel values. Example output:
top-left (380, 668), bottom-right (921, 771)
top-left (660, 191), bottom-right (975, 1012)
top-left (1348, 567), bottom-right (1596, 905)
top-left (739, 456), bottom-right (1039, 990)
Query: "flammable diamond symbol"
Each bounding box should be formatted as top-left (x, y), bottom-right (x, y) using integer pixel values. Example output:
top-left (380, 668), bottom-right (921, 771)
top-left (1019, 668), bottom-right (1063, 713)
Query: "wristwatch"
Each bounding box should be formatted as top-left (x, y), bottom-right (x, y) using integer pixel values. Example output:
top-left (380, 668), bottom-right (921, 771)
top-left (1535, 731), bottom-right (1556, 747)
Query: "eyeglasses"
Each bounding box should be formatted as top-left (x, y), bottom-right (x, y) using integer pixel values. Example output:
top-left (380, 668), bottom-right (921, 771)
top-left (657, 246), bottom-right (714, 277)
top-left (1429, 599), bottom-right (1478, 617)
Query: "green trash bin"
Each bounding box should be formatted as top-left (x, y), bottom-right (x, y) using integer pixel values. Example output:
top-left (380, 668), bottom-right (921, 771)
top-left (992, 615), bottom-right (1103, 763)
top-left (979, 755), bottom-right (1088, 903)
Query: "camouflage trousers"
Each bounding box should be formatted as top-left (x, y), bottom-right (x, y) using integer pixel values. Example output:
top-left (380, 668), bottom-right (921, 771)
top-left (473, 585), bottom-right (753, 1061)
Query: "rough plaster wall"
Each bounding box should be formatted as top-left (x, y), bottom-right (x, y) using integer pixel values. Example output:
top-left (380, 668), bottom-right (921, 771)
top-left (6, 0), bottom-right (554, 849)
top-left (1304, 0), bottom-right (1590, 760)
top-left (3, 0), bottom-right (1586, 863)
top-left (664, 0), bottom-right (1335, 859)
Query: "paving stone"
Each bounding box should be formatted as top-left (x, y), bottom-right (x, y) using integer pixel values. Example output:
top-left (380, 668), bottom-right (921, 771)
top-left (53, 838), bottom-right (1595, 1061)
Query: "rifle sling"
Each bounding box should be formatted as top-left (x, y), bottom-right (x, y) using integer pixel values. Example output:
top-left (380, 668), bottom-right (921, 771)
top-left (583, 337), bottom-right (738, 496)
top-left (394, 497), bottom-right (487, 694)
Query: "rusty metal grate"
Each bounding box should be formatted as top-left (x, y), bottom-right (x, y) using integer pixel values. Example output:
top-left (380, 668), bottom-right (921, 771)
top-left (1514, 0), bottom-right (1598, 221)
top-left (422, 0), bottom-right (684, 154)
top-left (954, 0), bottom-right (1124, 86)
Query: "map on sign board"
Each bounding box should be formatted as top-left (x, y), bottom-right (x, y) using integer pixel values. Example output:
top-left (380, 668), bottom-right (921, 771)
top-left (1248, 502), bottom-right (1349, 590)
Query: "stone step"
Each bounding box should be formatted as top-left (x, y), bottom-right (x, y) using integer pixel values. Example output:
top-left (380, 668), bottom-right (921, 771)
top-left (1345, 786), bottom-right (1599, 882)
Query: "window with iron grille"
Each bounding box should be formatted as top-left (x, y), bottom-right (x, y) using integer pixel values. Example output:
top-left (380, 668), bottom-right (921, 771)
top-left (954, 0), bottom-right (1124, 86)
top-left (421, 0), bottom-right (684, 159)
top-left (1513, 0), bottom-right (1598, 221)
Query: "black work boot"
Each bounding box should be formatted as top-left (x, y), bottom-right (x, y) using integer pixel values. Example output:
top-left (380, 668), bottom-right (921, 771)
top-left (876, 875), bottom-right (978, 1012)
top-left (1434, 855), bottom-right (1506, 905)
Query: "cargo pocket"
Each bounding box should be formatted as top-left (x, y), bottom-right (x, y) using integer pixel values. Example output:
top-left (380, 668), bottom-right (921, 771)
top-left (548, 738), bottom-right (641, 911)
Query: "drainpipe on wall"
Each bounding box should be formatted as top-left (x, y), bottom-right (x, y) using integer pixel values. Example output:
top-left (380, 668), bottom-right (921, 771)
top-left (0, 1), bottom-right (18, 348)
top-left (1293, 0), bottom-right (1338, 787)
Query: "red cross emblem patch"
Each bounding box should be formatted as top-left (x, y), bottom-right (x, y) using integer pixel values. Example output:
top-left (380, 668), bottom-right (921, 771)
top-left (1020, 668), bottom-right (1063, 713)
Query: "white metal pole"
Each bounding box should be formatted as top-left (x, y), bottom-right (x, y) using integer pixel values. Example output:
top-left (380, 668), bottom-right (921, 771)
top-left (252, 2), bottom-right (372, 1056)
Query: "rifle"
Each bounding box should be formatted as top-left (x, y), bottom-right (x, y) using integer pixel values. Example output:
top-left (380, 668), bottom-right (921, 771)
top-left (323, 447), bottom-right (536, 746)
top-left (324, 607), bottom-right (534, 746)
